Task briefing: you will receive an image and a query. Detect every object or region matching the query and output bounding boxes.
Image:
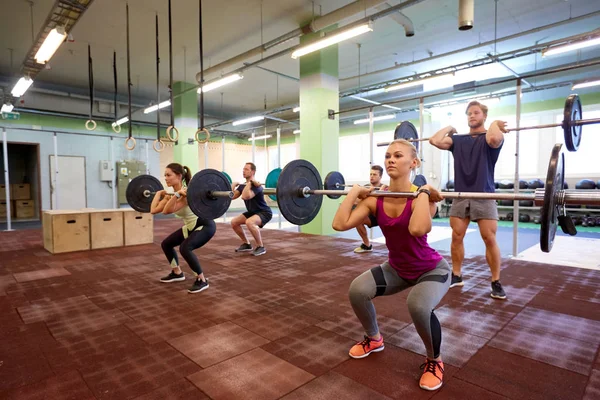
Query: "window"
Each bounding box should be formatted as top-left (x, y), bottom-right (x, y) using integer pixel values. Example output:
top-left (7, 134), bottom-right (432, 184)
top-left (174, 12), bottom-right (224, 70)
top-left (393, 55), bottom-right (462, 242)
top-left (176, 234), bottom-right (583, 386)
top-left (494, 116), bottom-right (540, 178)
top-left (555, 109), bottom-right (600, 176)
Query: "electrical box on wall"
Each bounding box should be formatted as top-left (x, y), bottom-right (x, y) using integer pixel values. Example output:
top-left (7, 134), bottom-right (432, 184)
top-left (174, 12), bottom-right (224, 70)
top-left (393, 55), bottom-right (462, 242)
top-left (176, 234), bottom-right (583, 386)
top-left (99, 160), bottom-right (113, 181)
top-left (117, 160), bottom-right (147, 204)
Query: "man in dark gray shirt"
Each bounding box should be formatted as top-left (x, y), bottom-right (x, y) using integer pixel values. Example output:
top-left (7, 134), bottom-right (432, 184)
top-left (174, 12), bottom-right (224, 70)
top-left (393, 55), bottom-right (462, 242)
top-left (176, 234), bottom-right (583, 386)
top-left (231, 162), bottom-right (273, 256)
top-left (429, 101), bottom-right (507, 300)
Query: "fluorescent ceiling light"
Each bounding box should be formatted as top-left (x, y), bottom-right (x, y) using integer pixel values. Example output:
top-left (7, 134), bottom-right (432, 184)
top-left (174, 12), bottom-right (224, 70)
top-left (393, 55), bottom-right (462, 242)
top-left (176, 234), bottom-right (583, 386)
top-left (11, 77), bottom-right (34, 97)
top-left (293, 129), bottom-right (300, 134)
top-left (112, 117), bottom-right (129, 127)
top-left (34, 27), bottom-right (67, 64)
top-left (143, 100), bottom-right (171, 114)
top-left (291, 22), bottom-right (373, 59)
top-left (293, 107), bottom-right (300, 113)
top-left (385, 72), bottom-right (455, 92)
top-left (197, 73), bottom-right (243, 93)
top-left (572, 79), bottom-right (600, 90)
top-left (543, 37), bottom-right (600, 57)
top-left (232, 115), bottom-right (264, 126)
top-left (248, 134), bottom-right (272, 141)
top-left (353, 114), bottom-right (395, 124)
top-left (1, 104), bottom-right (14, 113)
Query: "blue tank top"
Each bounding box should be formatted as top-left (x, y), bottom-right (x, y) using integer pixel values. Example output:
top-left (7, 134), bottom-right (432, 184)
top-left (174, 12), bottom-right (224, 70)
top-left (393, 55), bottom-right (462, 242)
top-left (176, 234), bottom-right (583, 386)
top-left (449, 133), bottom-right (502, 193)
top-left (376, 196), bottom-right (443, 280)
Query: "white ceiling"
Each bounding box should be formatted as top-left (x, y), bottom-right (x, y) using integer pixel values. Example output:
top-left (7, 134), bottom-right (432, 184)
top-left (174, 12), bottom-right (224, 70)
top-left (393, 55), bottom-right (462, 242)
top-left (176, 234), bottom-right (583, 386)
top-left (1, 0), bottom-right (600, 132)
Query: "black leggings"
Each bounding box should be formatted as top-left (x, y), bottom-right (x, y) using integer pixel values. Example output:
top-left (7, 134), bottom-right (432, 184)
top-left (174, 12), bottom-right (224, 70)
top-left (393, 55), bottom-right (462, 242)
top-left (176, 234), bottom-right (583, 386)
top-left (161, 220), bottom-right (216, 275)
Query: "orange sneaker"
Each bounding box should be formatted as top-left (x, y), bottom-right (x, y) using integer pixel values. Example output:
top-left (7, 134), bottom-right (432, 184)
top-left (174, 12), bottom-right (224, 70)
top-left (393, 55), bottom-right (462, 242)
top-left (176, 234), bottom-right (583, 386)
top-left (349, 335), bottom-right (384, 359)
top-left (419, 358), bottom-right (444, 391)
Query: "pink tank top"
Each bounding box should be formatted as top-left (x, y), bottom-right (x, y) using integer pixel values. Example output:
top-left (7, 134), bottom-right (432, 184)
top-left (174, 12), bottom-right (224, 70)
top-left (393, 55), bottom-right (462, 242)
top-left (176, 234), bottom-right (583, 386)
top-left (376, 196), bottom-right (443, 280)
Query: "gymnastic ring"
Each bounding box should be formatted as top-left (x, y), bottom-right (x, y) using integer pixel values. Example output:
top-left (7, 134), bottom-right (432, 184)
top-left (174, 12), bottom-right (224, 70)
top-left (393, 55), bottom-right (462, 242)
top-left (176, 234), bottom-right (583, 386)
top-left (195, 128), bottom-right (210, 144)
top-left (166, 125), bottom-right (179, 142)
top-left (125, 136), bottom-right (137, 150)
top-left (85, 120), bottom-right (97, 131)
top-left (112, 123), bottom-right (122, 133)
top-left (153, 139), bottom-right (165, 152)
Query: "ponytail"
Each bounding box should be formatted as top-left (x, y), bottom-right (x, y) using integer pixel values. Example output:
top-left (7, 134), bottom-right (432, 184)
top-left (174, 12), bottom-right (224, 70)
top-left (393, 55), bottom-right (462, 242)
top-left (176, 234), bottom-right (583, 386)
top-left (182, 165), bottom-right (191, 186)
top-left (166, 162), bottom-right (192, 186)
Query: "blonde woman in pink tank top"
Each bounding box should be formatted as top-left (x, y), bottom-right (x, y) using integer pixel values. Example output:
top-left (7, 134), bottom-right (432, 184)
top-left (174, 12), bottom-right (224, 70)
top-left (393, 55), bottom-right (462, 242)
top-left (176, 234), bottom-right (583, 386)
top-left (333, 139), bottom-right (451, 392)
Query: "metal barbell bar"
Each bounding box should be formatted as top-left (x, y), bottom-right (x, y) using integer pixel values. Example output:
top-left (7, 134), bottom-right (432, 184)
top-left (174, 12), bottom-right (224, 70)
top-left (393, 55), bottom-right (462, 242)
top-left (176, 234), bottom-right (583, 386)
top-left (378, 94), bottom-right (592, 152)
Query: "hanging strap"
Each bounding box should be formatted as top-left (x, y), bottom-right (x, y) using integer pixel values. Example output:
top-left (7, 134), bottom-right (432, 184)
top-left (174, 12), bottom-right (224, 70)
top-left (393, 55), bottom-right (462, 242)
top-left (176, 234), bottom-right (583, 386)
top-left (194, 0), bottom-right (210, 145)
top-left (165, 0), bottom-right (178, 142)
top-left (85, 44), bottom-right (96, 130)
top-left (154, 13), bottom-right (164, 152)
top-left (112, 51), bottom-right (121, 133)
top-left (125, 3), bottom-right (135, 150)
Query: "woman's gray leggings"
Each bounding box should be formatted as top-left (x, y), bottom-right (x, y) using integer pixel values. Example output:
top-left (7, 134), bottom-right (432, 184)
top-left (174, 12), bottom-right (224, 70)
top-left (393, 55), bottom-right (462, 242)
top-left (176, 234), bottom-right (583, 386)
top-left (348, 259), bottom-right (450, 359)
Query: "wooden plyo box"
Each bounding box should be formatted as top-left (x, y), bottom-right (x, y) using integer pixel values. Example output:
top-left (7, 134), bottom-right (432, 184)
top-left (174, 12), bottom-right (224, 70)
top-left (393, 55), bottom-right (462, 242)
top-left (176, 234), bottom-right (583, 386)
top-left (42, 210), bottom-right (90, 254)
top-left (15, 200), bottom-right (35, 219)
top-left (89, 209), bottom-right (124, 249)
top-left (122, 209), bottom-right (154, 246)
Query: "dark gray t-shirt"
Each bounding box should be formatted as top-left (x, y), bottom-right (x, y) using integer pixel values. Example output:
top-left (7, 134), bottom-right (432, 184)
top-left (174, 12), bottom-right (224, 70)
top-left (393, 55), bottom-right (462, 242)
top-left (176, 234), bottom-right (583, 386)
top-left (235, 183), bottom-right (272, 214)
top-left (449, 133), bottom-right (502, 193)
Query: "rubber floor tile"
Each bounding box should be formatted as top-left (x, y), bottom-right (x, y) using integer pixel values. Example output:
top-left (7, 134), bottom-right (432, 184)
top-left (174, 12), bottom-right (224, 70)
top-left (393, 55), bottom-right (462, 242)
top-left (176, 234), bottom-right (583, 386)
top-left (508, 307), bottom-right (600, 345)
top-left (13, 267), bottom-right (71, 283)
top-left (0, 370), bottom-right (95, 400)
top-left (17, 295), bottom-right (101, 324)
top-left (458, 282), bottom-right (543, 311)
top-left (81, 342), bottom-right (201, 400)
top-left (334, 344), bottom-right (458, 399)
top-left (387, 324), bottom-right (489, 367)
top-left (127, 309), bottom-right (217, 344)
top-left (195, 294), bottom-right (267, 322)
top-left (456, 347), bottom-right (588, 400)
top-left (46, 308), bottom-right (132, 338)
top-left (261, 326), bottom-right (356, 376)
top-left (168, 321), bottom-right (269, 368)
top-left (132, 379), bottom-right (209, 400)
top-left (528, 288), bottom-right (600, 321)
top-left (434, 303), bottom-right (516, 339)
top-left (432, 377), bottom-right (510, 400)
top-left (488, 322), bottom-right (597, 375)
top-left (280, 371), bottom-right (391, 400)
top-left (233, 307), bottom-right (320, 341)
top-left (187, 348), bottom-right (314, 400)
top-left (316, 310), bottom-right (408, 342)
top-left (0, 345), bottom-right (55, 392)
top-left (583, 369), bottom-right (600, 400)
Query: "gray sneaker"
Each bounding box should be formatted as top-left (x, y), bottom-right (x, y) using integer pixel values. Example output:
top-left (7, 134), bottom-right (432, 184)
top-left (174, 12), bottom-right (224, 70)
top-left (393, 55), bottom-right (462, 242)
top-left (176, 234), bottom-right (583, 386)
top-left (252, 246), bottom-right (266, 256)
top-left (235, 243), bottom-right (253, 252)
top-left (449, 274), bottom-right (464, 288)
top-left (491, 280), bottom-right (507, 300)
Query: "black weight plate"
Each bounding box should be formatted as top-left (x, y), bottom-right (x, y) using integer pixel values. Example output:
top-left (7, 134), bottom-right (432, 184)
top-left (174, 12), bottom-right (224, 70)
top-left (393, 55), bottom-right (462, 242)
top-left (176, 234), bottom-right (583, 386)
top-left (277, 159), bottom-right (323, 226)
top-left (187, 169), bottom-right (232, 220)
top-left (540, 143), bottom-right (564, 253)
top-left (126, 174), bottom-right (163, 212)
top-left (323, 171), bottom-right (345, 199)
top-left (393, 121), bottom-right (419, 150)
top-left (563, 94), bottom-right (582, 152)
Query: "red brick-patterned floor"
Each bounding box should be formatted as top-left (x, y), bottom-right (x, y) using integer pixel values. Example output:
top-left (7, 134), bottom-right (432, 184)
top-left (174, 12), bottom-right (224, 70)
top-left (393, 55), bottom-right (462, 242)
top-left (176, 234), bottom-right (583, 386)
top-left (1, 219), bottom-right (599, 399)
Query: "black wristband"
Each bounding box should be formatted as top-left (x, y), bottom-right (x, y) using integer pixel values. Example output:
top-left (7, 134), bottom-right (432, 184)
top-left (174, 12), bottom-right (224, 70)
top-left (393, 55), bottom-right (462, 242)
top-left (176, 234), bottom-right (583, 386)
top-left (416, 188), bottom-right (431, 198)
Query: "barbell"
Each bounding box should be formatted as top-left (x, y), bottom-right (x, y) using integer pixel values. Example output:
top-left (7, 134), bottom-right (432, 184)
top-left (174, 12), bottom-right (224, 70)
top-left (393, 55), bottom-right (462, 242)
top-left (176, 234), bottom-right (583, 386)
top-left (126, 142), bottom-right (600, 253)
top-left (378, 94), bottom-right (598, 152)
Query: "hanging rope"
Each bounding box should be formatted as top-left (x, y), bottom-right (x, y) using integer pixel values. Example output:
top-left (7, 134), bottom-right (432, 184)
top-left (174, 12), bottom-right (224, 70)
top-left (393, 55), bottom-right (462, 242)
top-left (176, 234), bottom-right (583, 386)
top-left (165, 0), bottom-right (179, 142)
top-left (85, 44), bottom-right (96, 130)
top-left (195, 0), bottom-right (210, 144)
top-left (111, 51), bottom-right (121, 133)
top-left (153, 14), bottom-right (165, 152)
top-left (125, 3), bottom-right (136, 150)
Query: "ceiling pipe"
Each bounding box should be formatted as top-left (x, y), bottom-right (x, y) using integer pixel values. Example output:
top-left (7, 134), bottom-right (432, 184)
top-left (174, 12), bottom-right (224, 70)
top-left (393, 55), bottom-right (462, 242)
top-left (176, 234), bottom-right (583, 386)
top-left (458, 0), bottom-right (474, 31)
top-left (374, 3), bottom-right (414, 37)
top-left (197, 0), bottom-right (390, 81)
top-left (339, 10), bottom-right (600, 83)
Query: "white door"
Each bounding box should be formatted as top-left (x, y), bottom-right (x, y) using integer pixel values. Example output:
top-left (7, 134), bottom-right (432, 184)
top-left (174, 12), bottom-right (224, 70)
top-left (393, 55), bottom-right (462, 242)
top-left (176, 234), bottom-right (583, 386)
top-left (50, 155), bottom-right (87, 210)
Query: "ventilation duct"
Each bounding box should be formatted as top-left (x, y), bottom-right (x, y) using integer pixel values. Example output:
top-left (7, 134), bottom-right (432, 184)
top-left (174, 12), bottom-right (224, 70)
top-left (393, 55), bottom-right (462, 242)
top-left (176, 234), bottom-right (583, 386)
top-left (458, 0), bottom-right (474, 31)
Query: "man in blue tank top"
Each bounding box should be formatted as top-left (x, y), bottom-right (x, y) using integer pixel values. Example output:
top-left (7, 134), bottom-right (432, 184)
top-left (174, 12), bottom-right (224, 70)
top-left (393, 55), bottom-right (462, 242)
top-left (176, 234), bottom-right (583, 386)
top-left (429, 101), bottom-right (507, 300)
